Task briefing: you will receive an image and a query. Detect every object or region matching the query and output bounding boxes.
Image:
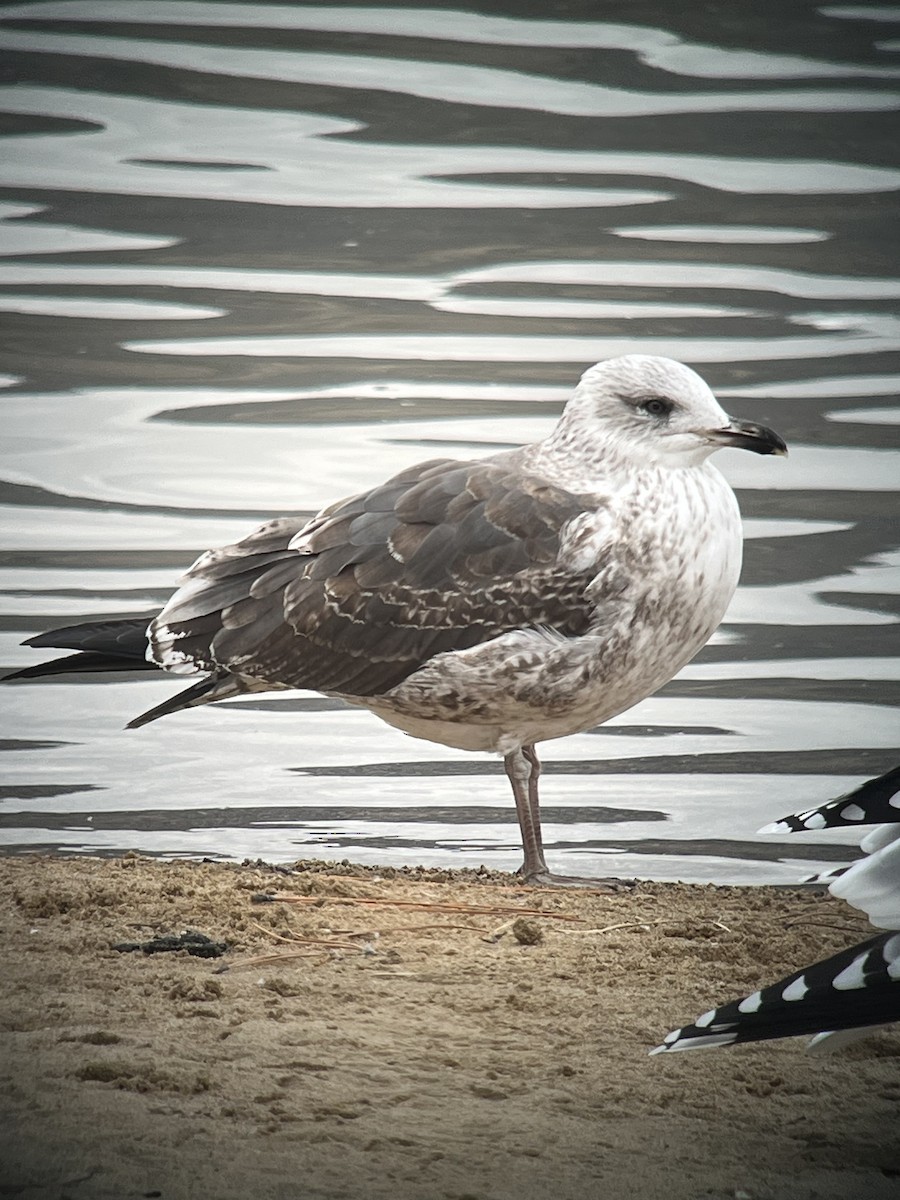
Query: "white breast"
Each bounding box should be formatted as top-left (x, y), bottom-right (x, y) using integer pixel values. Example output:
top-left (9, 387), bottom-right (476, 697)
top-left (366, 461), bottom-right (744, 754)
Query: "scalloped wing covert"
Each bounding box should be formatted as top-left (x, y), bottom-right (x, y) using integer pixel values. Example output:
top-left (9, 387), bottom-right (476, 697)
top-left (147, 456), bottom-right (608, 702)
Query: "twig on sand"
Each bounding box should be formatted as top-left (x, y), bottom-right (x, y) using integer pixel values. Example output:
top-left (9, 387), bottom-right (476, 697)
top-left (256, 893), bottom-right (582, 921)
top-left (563, 920), bottom-right (659, 935)
top-left (247, 918), bottom-right (367, 953)
top-left (216, 949), bottom-right (326, 971)
top-left (388, 922), bottom-right (488, 934)
top-left (564, 917), bottom-right (735, 936)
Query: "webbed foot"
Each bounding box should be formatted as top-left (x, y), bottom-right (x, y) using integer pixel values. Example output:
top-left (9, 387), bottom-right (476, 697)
top-left (521, 870), bottom-right (636, 892)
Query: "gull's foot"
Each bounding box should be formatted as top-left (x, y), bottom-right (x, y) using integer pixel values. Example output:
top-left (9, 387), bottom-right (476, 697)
top-left (521, 870), bottom-right (636, 892)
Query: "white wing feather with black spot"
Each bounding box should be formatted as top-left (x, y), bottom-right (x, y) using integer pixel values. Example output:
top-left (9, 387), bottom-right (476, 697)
top-left (761, 765), bottom-right (900, 930)
top-left (653, 766), bottom-right (900, 1055)
top-left (651, 932), bottom-right (900, 1054)
top-left (758, 765), bottom-right (900, 835)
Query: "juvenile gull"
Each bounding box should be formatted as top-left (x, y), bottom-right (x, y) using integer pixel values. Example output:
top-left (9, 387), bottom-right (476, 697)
top-left (652, 765), bottom-right (900, 1053)
top-left (10, 355), bottom-right (786, 886)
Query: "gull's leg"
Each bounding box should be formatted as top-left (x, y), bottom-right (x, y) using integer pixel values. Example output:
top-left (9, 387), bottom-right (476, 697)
top-left (506, 743), bottom-right (634, 891)
top-left (505, 745), bottom-right (548, 879)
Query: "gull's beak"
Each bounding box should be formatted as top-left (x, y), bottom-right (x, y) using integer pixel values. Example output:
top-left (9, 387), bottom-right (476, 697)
top-left (707, 418), bottom-right (788, 457)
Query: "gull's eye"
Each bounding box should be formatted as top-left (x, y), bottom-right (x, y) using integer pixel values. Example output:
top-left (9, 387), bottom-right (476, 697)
top-left (638, 396), bottom-right (673, 419)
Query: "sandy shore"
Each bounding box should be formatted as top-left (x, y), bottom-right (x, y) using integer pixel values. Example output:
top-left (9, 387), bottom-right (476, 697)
top-left (1, 854), bottom-right (898, 1200)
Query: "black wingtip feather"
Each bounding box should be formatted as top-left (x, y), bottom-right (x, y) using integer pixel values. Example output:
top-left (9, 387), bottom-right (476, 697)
top-left (126, 676), bottom-right (221, 728)
top-left (5, 618), bottom-right (157, 682)
top-left (22, 618), bottom-right (152, 658)
top-left (5, 650), bottom-right (160, 681)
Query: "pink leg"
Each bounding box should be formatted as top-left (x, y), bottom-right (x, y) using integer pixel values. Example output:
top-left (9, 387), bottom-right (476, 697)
top-left (505, 743), bottom-right (633, 891)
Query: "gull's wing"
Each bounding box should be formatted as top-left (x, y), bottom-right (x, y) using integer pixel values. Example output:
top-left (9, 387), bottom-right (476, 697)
top-left (141, 456), bottom-right (605, 719)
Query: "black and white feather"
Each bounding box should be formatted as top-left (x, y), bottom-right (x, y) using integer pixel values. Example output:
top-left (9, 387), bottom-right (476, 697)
top-left (760, 767), bottom-right (900, 836)
top-left (652, 766), bottom-right (900, 1054)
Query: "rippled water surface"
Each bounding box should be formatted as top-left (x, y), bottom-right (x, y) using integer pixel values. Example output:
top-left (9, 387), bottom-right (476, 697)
top-left (1, 1), bottom-right (898, 882)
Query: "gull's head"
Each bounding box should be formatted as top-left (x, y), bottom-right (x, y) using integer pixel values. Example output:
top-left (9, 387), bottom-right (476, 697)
top-left (566, 355), bottom-right (787, 468)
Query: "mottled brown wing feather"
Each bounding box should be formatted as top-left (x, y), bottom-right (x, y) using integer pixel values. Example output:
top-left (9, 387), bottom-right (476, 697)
top-left (149, 457), bottom-right (601, 698)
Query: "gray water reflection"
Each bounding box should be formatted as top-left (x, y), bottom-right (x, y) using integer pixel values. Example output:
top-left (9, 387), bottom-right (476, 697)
top-left (0, 1), bottom-right (897, 882)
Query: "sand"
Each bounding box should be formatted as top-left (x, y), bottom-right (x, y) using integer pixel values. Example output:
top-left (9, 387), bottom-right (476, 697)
top-left (1, 853), bottom-right (898, 1200)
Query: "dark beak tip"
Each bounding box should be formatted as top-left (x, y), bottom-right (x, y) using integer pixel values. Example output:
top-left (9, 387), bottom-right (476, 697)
top-left (757, 428), bottom-right (789, 458)
top-left (711, 420), bottom-right (788, 457)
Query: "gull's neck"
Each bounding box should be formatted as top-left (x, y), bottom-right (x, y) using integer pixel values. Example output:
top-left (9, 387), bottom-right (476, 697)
top-left (521, 395), bottom-right (648, 493)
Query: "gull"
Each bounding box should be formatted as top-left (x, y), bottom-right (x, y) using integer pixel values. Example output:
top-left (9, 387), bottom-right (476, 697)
top-left (9, 355), bottom-right (786, 886)
top-left (652, 765), bottom-right (900, 1053)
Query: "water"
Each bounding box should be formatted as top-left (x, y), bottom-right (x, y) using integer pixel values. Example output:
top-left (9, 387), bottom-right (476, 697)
top-left (0, 1), bottom-right (897, 883)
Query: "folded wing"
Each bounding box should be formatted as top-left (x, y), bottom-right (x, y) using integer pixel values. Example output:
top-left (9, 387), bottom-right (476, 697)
top-left (144, 456), bottom-right (606, 719)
